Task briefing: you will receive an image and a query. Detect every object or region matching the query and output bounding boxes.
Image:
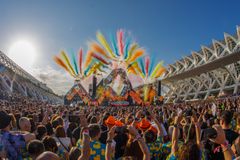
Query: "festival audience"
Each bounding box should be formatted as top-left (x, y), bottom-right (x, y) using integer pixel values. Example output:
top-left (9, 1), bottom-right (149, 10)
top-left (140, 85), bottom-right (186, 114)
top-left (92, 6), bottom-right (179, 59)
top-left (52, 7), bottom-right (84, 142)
top-left (27, 140), bottom-right (45, 159)
top-left (1, 93), bottom-right (240, 160)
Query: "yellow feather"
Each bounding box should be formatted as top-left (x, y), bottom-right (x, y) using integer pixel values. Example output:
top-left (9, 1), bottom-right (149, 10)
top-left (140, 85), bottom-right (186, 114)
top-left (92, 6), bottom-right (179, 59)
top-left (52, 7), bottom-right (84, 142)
top-left (154, 67), bottom-right (166, 78)
top-left (126, 43), bottom-right (138, 61)
top-left (60, 51), bottom-right (76, 76)
top-left (150, 61), bottom-right (164, 78)
top-left (132, 62), bottom-right (145, 79)
top-left (97, 32), bottom-right (116, 59)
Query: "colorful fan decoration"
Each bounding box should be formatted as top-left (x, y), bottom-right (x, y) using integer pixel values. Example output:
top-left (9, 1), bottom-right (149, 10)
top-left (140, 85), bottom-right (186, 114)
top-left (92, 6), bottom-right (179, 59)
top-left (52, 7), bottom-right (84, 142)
top-left (129, 56), bottom-right (166, 102)
top-left (54, 49), bottom-right (108, 80)
top-left (53, 29), bottom-right (167, 104)
top-left (89, 29), bottom-right (144, 72)
top-left (128, 56), bottom-right (166, 82)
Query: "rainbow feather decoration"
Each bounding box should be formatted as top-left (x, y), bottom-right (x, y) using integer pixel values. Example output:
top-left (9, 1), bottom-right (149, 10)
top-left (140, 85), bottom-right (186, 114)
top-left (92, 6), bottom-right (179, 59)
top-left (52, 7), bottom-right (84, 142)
top-left (132, 56), bottom-right (165, 103)
top-left (54, 29), bottom-right (148, 80)
top-left (134, 57), bottom-right (166, 81)
top-left (54, 49), bottom-right (106, 79)
top-left (92, 30), bottom-right (144, 71)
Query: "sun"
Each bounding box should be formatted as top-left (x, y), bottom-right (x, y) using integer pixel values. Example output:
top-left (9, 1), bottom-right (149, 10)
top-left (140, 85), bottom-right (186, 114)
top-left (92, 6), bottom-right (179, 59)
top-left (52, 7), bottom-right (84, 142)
top-left (8, 40), bottom-right (37, 72)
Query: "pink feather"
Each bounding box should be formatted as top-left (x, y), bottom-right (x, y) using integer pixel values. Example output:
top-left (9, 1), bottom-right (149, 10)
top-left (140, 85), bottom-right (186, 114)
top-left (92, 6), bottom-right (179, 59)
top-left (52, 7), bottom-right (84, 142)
top-left (79, 49), bottom-right (83, 74)
top-left (117, 30), bottom-right (124, 57)
top-left (145, 56), bottom-right (150, 76)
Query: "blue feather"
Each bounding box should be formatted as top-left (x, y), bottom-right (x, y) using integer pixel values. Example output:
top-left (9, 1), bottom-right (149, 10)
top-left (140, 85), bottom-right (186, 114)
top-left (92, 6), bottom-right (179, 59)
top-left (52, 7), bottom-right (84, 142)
top-left (111, 33), bottom-right (119, 56)
top-left (124, 37), bottom-right (131, 59)
top-left (84, 59), bottom-right (96, 76)
top-left (70, 49), bottom-right (79, 75)
top-left (148, 57), bottom-right (155, 76)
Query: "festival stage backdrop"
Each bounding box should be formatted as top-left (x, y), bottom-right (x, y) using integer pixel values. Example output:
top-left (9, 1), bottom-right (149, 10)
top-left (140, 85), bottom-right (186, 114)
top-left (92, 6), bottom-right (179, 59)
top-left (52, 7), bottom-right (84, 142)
top-left (56, 29), bottom-right (166, 105)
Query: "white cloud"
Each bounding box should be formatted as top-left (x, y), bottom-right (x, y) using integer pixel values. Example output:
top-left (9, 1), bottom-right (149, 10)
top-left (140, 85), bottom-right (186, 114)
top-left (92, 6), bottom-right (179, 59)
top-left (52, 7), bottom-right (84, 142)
top-left (31, 66), bottom-right (74, 95)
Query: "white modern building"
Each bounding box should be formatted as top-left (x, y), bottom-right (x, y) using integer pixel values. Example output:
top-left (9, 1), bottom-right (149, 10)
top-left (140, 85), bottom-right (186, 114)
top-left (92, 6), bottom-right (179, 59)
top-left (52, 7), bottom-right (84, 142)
top-left (0, 51), bottom-right (62, 103)
top-left (162, 26), bottom-right (240, 103)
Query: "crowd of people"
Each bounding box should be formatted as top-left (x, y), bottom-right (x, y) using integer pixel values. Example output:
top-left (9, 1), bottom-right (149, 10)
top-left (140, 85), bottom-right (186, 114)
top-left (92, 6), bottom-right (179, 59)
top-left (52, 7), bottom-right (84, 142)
top-left (1, 93), bottom-right (240, 160)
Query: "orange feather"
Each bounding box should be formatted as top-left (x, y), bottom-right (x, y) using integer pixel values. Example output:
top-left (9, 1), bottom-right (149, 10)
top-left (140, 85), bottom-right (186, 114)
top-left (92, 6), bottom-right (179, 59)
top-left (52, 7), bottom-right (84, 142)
top-left (127, 66), bottom-right (137, 75)
top-left (154, 67), bottom-right (166, 78)
top-left (91, 42), bottom-right (110, 59)
top-left (54, 56), bottom-right (74, 76)
top-left (84, 51), bottom-right (93, 68)
top-left (127, 49), bottom-right (144, 63)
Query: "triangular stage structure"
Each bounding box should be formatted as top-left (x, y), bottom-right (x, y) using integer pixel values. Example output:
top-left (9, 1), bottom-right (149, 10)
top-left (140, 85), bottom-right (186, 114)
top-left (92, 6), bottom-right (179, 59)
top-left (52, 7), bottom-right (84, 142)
top-left (96, 68), bottom-right (143, 106)
top-left (64, 81), bottom-right (92, 105)
top-left (64, 68), bottom-right (144, 106)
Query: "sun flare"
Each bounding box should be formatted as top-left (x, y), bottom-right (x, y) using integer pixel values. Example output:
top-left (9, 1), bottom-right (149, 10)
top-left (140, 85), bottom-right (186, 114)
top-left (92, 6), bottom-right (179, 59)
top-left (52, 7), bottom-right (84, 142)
top-left (8, 40), bottom-right (37, 71)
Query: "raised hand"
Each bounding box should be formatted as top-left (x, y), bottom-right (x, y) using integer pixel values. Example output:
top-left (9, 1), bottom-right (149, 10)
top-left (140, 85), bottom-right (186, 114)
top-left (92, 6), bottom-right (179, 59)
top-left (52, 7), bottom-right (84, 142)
top-left (210, 125), bottom-right (226, 145)
top-left (107, 126), bottom-right (116, 140)
top-left (136, 110), bottom-right (142, 118)
top-left (191, 113), bottom-right (198, 124)
top-left (174, 116), bottom-right (182, 125)
top-left (127, 125), bottom-right (139, 137)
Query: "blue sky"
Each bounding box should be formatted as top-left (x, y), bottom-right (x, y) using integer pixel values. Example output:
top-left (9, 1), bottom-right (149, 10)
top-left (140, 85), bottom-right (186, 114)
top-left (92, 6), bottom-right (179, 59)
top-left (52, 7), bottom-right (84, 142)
top-left (0, 0), bottom-right (240, 94)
